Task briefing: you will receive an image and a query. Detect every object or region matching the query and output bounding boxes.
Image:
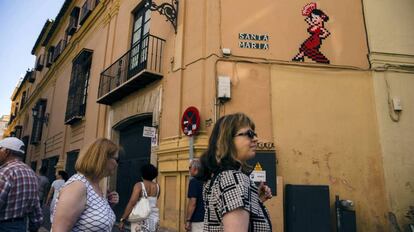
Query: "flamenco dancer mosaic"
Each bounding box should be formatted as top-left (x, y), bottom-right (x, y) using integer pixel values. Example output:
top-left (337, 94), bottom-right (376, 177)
top-left (292, 2), bottom-right (330, 64)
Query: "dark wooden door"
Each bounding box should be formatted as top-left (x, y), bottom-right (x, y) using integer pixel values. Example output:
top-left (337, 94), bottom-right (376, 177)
top-left (114, 117), bottom-right (152, 219)
top-left (31, 161), bottom-right (37, 172)
top-left (65, 150), bottom-right (79, 178)
top-left (21, 136), bottom-right (29, 163)
top-left (42, 156), bottom-right (59, 183)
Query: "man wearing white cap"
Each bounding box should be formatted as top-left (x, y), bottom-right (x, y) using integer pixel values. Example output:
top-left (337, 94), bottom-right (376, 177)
top-left (0, 137), bottom-right (43, 232)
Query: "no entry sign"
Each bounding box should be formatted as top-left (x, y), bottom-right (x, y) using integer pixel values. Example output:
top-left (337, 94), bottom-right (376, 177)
top-left (181, 107), bottom-right (200, 136)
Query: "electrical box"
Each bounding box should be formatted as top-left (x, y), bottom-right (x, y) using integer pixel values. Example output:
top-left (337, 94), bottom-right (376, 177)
top-left (217, 76), bottom-right (231, 100)
top-left (392, 97), bottom-right (402, 111)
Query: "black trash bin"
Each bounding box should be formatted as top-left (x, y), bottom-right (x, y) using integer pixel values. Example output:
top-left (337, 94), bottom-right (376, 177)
top-left (336, 195), bottom-right (357, 232)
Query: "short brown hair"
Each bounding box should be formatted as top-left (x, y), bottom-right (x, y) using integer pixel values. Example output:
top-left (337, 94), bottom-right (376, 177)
top-left (75, 138), bottom-right (118, 179)
top-left (199, 113), bottom-right (255, 180)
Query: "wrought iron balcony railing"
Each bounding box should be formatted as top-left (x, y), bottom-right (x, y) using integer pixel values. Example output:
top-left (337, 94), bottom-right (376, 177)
top-left (97, 34), bottom-right (165, 105)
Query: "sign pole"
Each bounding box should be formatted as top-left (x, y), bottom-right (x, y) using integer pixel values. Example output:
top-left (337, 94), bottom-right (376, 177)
top-left (189, 136), bottom-right (194, 161)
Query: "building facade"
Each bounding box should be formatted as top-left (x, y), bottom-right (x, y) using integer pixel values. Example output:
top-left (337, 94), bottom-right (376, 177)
top-left (6, 0), bottom-right (413, 231)
top-left (364, 0), bottom-right (414, 231)
top-left (0, 115), bottom-right (10, 139)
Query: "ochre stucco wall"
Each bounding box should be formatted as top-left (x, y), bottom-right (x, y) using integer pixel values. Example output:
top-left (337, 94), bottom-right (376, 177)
top-left (373, 69), bottom-right (414, 230)
top-left (363, 0), bottom-right (414, 56)
top-left (270, 65), bottom-right (389, 231)
top-left (363, 0), bottom-right (414, 229)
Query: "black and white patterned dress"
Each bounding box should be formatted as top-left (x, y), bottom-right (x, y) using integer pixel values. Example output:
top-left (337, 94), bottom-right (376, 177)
top-left (52, 174), bottom-right (115, 231)
top-left (203, 170), bottom-right (272, 231)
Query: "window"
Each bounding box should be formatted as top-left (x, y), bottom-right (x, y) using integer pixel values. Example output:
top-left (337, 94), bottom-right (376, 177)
top-left (67, 7), bottom-right (80, 36)
top-left (79, 0), bottom-right (99, 25)
top-left (129, 6), bottom-right (151, 77)
top-left (31, 99), bottom-right (47, 145)
top-left (14, 125), bottom-right (23, 139)
top-left (35, 54), bottom-right (44, 71)
top-left (65, 50), bottom-right (93, 125)
top-left (53, 39), bottom-right (66, 62)
top-left (46, 46), bottom-right (55, 67)
top-left (14, 103), bottom-right (19, 115)
top-left (20, 91), bottom-right (26, 110)
top-left (26, 69), bottom-right (36, 83)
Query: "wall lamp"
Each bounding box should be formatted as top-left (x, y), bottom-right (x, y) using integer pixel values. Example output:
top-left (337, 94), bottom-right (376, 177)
top-left (145, 0), bottom-right (178, 33)
top-left (32, 107), bottom-right (49, 126)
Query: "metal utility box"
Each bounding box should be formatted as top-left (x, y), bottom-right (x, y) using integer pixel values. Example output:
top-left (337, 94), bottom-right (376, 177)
top-left (285, 185), bottom-right (331, 232)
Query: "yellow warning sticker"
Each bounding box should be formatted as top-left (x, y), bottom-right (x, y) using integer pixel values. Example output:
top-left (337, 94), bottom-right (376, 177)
top-left (254, 162), bottom-right (263, 171)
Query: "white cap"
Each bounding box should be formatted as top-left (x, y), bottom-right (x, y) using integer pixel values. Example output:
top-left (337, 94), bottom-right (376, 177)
top-left (0, 137), bottom-right (25, 154)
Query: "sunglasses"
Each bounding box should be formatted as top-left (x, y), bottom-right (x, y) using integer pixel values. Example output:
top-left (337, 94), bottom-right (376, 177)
top-left (234, 129), bottom-right (257, 139)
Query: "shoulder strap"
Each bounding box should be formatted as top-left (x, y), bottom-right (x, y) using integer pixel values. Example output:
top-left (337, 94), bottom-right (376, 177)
top-left (140, 182), bottom-right (148, 198)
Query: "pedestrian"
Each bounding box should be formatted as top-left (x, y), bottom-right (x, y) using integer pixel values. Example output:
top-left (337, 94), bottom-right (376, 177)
top-left (51, 138), bottom-right (120, 231)
top-left (45, 170), bottom-right (68, 223)
top-left (199, 113), bottom-right (273, 231)
top-left (185, 159), bottom-right (205, 232)
top-left (118, 163), bottom-right (160, 232)
top-left (38, 166), bottom-right (50, 207)
top-left (0, 137), bottom-right (43, 232)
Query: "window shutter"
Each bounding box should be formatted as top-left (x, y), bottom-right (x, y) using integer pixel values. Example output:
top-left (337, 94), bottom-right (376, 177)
top-left (79, 0), bottom-right (99, 25)
top-left (35, 54), bottom-right (44, 71)
top-left (46, 46), bottom-right (55, 67)
top-left (30, 99), bottom-right (47, 145)
top-left (65, 50), bottom-right (93, 125)
top-left (67, 7), bottom-right (80, 35)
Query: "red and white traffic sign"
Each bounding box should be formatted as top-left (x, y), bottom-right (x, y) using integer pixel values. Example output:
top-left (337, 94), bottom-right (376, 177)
top-left (181, 106), bottom-right (200, 136)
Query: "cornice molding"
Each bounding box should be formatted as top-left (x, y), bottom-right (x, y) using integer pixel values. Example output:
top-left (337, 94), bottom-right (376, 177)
top-left (369, 52), bottom-right (414, 69)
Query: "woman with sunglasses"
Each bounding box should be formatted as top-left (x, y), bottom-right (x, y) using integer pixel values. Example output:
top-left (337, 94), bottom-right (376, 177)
top-left (51, 138), bottom-right (120, 232)
top-left (199, 113), bottom-right (273, 231)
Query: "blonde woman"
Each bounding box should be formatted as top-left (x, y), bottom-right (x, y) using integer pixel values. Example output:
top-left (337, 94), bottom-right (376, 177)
top-left (52, 138), bottom-right (120, 232)
top-left (199, 113), bottom-right (273, 231)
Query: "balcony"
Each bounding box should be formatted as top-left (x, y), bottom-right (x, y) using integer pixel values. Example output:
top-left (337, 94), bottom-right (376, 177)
top-left (97, 34), bottom-right (165, 105)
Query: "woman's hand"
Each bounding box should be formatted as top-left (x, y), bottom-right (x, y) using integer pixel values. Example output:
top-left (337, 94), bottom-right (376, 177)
top-left (107, 191), bottom-right (119, 205)
top-left (258, 182), bottom-right (272, 203)
top-left (117, 221), bottom-right (125, 231)
top-left (185, 221), bottom-right (191, 231)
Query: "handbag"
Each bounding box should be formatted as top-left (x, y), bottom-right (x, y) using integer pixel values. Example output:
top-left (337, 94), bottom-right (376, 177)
top-left (129, 182), bottom-right (151, 222)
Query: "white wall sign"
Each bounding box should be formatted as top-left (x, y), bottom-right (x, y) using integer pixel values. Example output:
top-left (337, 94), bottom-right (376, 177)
top-left (143, 126), bottom-right (157, 138)
top-left (239, 33), bottom-right (269, 50)
top-left (250, 170), bottom-right (267, 182)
